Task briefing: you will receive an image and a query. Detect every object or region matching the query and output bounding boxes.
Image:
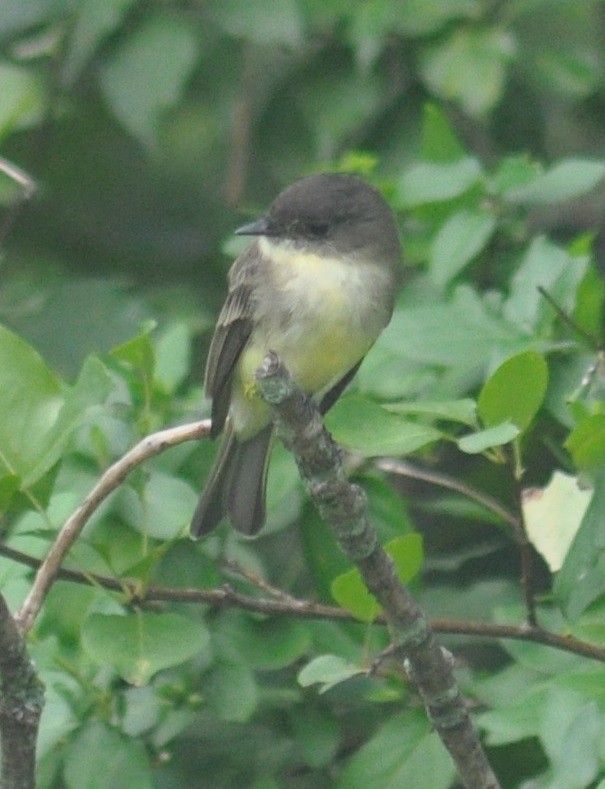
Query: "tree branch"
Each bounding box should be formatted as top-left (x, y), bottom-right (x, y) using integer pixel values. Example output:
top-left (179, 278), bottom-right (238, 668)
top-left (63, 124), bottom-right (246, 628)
top-left (0, 592), bottom-right (44, 789)
top-left (255, 352), bottom-right (501, 789)
top-left (2, 542), bottom-right (605, 662)
top-left (15, 420), bottom-right (211, 634)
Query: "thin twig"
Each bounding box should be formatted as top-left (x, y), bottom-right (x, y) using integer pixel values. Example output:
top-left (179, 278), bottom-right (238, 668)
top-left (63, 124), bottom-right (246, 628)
top-left (15, 420), bottom-right (211, 634)
top-left (510, 477), bottom-right (538, 627)
top-left (0, 157), bottom-right (37, 247)
top-left (222, 558), bottom-right (302, 604)
top-left (376, 458), bottom-right (520, 528)
top-left (538, 285), bottom-right (599, 350)
top-left (377, 456), bottom-right (540, 625)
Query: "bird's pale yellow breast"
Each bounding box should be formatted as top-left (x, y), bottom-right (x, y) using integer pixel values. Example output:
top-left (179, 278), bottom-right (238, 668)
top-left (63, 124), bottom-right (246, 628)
top-left (257, 237), bottom-right (378, 385)
top-left (230, 236), bottom-right (390, 438)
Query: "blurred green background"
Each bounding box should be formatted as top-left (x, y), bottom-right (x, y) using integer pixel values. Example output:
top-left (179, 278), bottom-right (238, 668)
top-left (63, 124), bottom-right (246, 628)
top-left (3, 0), bottom-right (605, 375)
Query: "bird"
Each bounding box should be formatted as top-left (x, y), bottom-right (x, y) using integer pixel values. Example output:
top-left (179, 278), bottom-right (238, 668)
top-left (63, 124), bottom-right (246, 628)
top-left (190, 173), bottom-right (401, 538)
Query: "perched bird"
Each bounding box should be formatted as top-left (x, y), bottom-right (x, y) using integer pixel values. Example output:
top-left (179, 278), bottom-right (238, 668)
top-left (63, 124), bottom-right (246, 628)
top-left (191, 173), bottom-right (401, 537)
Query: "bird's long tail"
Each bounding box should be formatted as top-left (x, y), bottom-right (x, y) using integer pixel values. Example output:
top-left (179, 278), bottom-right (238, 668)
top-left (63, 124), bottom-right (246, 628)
top-left (190, 423), bottom-right (273, 538)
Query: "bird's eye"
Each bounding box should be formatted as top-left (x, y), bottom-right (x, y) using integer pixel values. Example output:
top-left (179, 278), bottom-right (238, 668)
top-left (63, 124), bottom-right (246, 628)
top-left (306, 221), bottom-right (330, 238)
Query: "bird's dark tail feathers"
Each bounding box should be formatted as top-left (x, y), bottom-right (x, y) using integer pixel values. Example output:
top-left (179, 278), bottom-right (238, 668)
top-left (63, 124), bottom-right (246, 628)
top-left (190, 423), bottom-right (273, 538)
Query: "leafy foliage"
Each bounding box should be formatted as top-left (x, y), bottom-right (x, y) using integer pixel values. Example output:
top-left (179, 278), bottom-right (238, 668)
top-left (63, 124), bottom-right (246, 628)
top-left (3, 1), bottom-right (605, 786)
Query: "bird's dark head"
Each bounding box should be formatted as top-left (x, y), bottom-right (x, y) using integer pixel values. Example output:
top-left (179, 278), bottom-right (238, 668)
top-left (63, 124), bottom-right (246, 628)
top-left (236, 173), bottom-right (401, 264)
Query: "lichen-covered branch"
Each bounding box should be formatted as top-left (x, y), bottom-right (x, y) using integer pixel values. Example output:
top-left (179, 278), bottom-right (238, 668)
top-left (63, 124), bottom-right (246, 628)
top-left (256, 351), bottom-right (500, 789)
top-left (0, 593), bottom-right (44, 789)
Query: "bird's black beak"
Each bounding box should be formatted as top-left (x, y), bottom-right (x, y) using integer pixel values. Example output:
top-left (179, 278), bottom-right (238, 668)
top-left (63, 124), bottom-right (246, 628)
top-left (235, 217), bottom-right (271, 236)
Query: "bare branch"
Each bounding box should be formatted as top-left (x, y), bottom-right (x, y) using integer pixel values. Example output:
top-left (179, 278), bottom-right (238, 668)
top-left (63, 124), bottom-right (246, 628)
top-left (509, 471), bottom-right (539, 627)
top-left (3, 543), bottom-right (605, 662)
top-left (16, 420), bottom-right (211, 634)
top-left (538, 285), bottom-right (599, 350)
top-left (0, 157), bottom-right (37, 247)
top-left (376, 458), bottom-right (520, 528)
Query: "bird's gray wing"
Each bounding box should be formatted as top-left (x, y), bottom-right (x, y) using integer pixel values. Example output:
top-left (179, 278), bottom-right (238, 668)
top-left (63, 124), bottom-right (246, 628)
top-left (204, 244), bottom-right (260, 438)
top-left (319, 358), bottom-right (364, 414)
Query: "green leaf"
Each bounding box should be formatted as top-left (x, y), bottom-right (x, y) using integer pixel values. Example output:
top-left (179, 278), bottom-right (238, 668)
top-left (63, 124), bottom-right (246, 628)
top-left (555, 471), bottom-right (605, 619)
top-left (110, 325), bottom-right (156, 380)
top-left (396, 157), bottom-right (483, 208)
top-left (0, 62), bottom-right (43, 136)
top-left (116, 469), bottom-right (198, 539)
top-left (503, 236), bottom-right (589, 333)
top-left (244, 619), bottom-right (312, 671)
top-left (0, 474), bottom-right (20, 511)
top-left (331, 534), bottom-right (423, 622)
top-left (477, 350), bottom-right (548, 431)
top-left (529, 41), bottom-right (602, 99)
top-left (479, 685), bottom-right (546, 746)
top-left (573, 264), bottom-right (605, 345)
top-left (24, 355), bottom-right (114, 486)
top-left (290, 706), bottom-right (340, 769)
top-left (220, 614), bottom-right (312, 671)
top-left (349, 0), bottom-right (478, 51)
top-left (365, 475), bottom-right (416, 542)
top-left (63, 721), bottom-right (151, 789)
top-left (205, 660), bottom-right (258, 722)
top-left (395, 0), bottom-right (480, 36)
top-left (0, 324), bottom-right (62, 484)
top-left (325, 394), bottom-right (442, 456)
top-left (490, 154), bottom-right (543, 196)
top-left (356, 343), bottom-right (435, 401)
top-left (523, 472), bottom-right (591, 572)
top-left (121, 686), bottom-right (163, 737)
top-left (2, 2), bottom-right (59, 37)
top-left (331, 568), bottom-right (380, 623)
top-left (10, 279), bottom-right (152, 377)
top-left (298, 69), bottom-right (383, 159)
top-left (298, 655), bottom-right (364, 694)
top-left (536, 689), bottom-right (602, 788)
top-left (33, 648), bottom-right (79, 760)
top-left (429, 209), bottom-right (496, 287)
top-left (387, 533), bottom-right (424, 583)
top-left (503, 159), bottom-right (605, 205)
top-left (206, 0), bottom-right (303, 45)
top-left (565, 415), bottom-right (605, 470)
top-left (265, 444), bottom-right (304, 532)
top-left (385, 398), bottom-right (477, 427)
top-left (348, 2), bottom-right (399, 69)
top-left (421, 103), bottom-right (466, 163)
top-left (458, 421), bottom-right (520, 453)
top-left (492, 605), bottom-right (578, 673)
top-left (82, 612), bottom-right (210, 685)
top-left (63, 355), bottom-right (113, 416)
top-left (62, 0), bottom-right (139, 84)
top-left (419, 28), bottom-right (515, 115)
top-left (482, 671), bottom-right (603, 789)
top-left (383, 285), bottom-right (527, 369)
top-left (154, 321), bottom-right (192, 393)
top-left (338, 710), bottom-right (456, 788)
top-left (99, 15), bottom-right (199, 148)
